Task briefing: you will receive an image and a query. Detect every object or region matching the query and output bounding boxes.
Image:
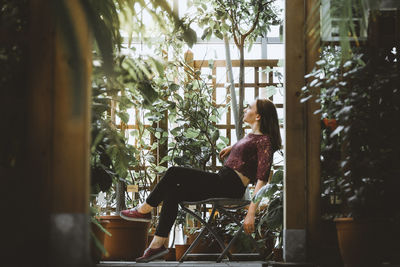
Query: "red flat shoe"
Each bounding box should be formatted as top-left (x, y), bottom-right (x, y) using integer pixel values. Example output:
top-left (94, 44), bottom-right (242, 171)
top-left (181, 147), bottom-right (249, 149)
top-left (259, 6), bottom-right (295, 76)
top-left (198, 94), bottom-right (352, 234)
top-left (119, 207), bottom-right (151, 222)
top-left (135, 246), bottom-right (169, 263)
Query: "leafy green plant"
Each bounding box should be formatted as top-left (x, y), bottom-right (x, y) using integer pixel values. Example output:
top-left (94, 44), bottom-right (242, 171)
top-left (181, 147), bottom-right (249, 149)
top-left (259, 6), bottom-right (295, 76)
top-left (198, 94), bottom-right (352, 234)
top-left (301, 46), bottom-right (351, 218)
top-left (133, 55), bottom-right (227, 175)
top-left (88, 0), bottom-right (200, 213)
top-left (253, 167), bottom-right (284, 250)
top-left (214, 209), bottom-right (264, 253)
top-left (165, 65), bottom-right (224, 171)
top-left (302, 45), bottom-right (400, 220)
top-left (91, 50), bottom-right (171, 212)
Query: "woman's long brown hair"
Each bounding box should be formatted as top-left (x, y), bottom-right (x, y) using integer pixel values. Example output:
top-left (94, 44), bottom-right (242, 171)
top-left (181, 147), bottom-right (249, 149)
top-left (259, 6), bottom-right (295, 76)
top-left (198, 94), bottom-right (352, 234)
top-left (256, 98), bottom-right (282, 151)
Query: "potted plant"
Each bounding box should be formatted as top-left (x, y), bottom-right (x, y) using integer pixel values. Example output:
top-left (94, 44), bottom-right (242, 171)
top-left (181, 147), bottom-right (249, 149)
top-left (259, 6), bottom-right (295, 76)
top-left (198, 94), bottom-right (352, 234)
top-left (90, 54), bottom-right (161, 260)
top-left (302, 34), bottom-right (400, 266)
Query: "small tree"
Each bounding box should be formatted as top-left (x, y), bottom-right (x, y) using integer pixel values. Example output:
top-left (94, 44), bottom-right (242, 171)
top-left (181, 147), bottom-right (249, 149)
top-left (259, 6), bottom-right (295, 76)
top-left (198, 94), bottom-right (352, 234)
top-left (191, 0), bottom-right (281, 139)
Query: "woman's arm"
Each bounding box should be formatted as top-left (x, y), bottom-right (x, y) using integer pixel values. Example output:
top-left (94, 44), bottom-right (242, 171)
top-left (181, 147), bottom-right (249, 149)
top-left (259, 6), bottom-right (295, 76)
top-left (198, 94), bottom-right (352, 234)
top-left (243, 179), bottom-right (267, 234)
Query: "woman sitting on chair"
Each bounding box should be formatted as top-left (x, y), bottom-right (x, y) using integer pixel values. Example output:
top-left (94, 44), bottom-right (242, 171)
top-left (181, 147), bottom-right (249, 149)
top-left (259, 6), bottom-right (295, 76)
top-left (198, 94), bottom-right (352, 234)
top-left (120, 98), bottom-right (282, 262)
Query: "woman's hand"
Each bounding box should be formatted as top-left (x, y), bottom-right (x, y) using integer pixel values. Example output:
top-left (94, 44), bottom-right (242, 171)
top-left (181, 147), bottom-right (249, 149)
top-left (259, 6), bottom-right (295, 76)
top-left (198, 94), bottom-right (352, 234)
top-left (219, 146), bottom-right (232, 160)
top-left (243, 212), bottom-right (255, 234)
top-left (243, 180), bottom-right (267, 234)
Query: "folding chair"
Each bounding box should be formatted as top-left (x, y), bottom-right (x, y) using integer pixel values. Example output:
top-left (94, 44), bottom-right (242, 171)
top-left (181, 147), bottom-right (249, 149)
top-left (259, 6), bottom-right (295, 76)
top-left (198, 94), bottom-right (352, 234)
top-left (178, 197), bottom-right (263, 262)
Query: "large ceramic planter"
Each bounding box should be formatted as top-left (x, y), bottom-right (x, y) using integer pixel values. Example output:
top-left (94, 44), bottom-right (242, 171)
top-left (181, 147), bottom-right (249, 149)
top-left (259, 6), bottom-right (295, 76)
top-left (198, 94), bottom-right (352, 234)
top-left (334, 217), bottom-right (393, 267)
top-left (101, 215), bottom-right (150, 261)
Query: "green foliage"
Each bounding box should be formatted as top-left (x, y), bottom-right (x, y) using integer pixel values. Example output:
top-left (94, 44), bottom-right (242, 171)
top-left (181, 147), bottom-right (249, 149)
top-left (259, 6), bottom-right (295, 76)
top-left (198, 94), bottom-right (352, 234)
top-left (168, 81), bottom-right (222, 170)
top-left (189, 0), bottom-right (281, 46)
top-left (141, 59), bottom-right (225, 171)
top-left (52, 0), bottom-right (197, 116)
top-left (253, 167), bottom-right (283, 240)
top-left (211, 203), bottom-right (276, 257)
top-left (88, 0), bottom-right (200, 212)
top-left (90, 51), bottom-right (168, 205)
top-left (302, 45), bottom-right (400, 219)
top-left (92, 53), bottom-right (227, 209)
top-left (91, 59), bottom-right (135, 196)
top-left (187, 0), bottom-right (281, 139)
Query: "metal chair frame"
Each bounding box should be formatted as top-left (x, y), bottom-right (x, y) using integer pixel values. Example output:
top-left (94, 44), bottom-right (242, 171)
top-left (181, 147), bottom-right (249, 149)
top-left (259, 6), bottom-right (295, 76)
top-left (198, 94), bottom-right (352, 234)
top-left (178, 198), bottom-right (262, 262)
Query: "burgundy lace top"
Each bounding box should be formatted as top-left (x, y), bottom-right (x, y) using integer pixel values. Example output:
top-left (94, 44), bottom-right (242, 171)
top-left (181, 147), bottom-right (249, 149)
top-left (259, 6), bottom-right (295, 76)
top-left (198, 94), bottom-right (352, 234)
top-left (224, 133), bottom-right (273, 184)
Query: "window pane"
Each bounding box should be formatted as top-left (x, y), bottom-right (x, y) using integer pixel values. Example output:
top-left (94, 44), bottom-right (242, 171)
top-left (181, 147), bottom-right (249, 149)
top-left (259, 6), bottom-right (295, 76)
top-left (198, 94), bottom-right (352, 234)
top-left (245, 87), bottom-right (255, 103)
top-left (267, 44), bottom-right (284, 59)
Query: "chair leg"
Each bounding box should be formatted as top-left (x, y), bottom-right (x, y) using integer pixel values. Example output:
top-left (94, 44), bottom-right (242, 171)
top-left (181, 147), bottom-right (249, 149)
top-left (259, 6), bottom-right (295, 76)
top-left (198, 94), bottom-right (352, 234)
top-left (179, 204), bottom-right (231, 262)
top-left (217, 223), bottom-right (245, 262)
top-left (179, 221), bottom-right (207, 261)
top-left (179, 201), bottom-right (262, 262)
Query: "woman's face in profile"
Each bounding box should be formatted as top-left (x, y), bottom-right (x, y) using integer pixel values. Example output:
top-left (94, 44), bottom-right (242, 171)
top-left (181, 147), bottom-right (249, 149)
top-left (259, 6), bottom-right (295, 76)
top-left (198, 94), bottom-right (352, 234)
top-left (243, 100), bottom-right (259, 124)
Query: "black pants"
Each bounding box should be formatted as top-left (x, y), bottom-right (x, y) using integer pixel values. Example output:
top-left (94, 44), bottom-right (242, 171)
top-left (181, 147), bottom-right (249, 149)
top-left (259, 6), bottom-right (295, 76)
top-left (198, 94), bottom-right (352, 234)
top-left (146, 166), bottom-right (246, 237)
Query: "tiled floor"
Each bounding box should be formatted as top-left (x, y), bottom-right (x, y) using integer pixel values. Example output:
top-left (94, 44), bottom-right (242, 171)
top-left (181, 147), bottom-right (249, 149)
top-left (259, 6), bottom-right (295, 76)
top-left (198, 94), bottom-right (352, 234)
top-left (97, 260), bottom-right (400, 267)
top-left (97, 261), bottom-right (269, 267)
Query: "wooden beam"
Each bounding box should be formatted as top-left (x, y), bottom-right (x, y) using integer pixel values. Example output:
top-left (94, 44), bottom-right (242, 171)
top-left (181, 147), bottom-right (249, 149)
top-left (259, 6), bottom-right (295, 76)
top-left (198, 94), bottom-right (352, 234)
top-left (194, 59), bottom-right (279, 68)
top-left (214, 82), bottom-right (280, 88)
top-left (284, 0), bottom-right (322, 263)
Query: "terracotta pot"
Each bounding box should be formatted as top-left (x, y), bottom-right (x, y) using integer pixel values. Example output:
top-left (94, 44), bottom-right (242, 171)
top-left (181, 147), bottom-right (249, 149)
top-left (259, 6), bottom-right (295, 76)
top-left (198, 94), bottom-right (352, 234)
top-left (175, 244), bottom-right (190, 261)
top-left (334, 217), bottom-right (393, 267)
top-left (164, 247), bottom-right (176, 261)
top-left (90, 219), bottom-right (110, 263)
top-left (100, 215), bottom-right (150, 261)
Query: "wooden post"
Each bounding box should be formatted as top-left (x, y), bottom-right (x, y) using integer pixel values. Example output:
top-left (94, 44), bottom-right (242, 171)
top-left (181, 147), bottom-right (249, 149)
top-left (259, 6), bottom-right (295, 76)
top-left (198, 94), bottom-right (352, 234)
top-left (284, 0), bottom-right (307, 262)
top-left (284, 0), bottom-right (321, 263)
top-left (305, 0), bottom-right (321, 264)
top-left (27, 0), bottom-right (91, 266)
